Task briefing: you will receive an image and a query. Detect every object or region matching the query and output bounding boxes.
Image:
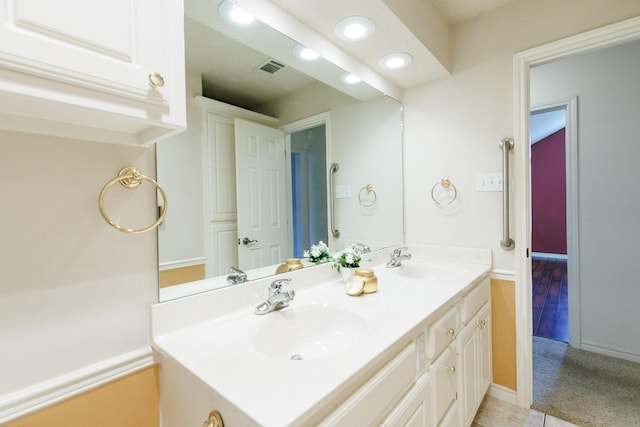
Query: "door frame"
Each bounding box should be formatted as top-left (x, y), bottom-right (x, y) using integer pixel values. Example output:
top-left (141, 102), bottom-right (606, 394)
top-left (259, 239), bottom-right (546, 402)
top-left (513, 16), bottom-right (640, 408)
top-left (530, 98), bottom-right (579, 348)
top-left (280, 112), bottom-right (332, 251)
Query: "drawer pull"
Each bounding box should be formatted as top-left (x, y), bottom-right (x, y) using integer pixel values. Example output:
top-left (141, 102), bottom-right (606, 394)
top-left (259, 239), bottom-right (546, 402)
top-left (148, 72), bottom-right (166, 88)
top-left (446, 365), bottom-right (456, 375)
top-left (445, 328), bottom-right (455, 337)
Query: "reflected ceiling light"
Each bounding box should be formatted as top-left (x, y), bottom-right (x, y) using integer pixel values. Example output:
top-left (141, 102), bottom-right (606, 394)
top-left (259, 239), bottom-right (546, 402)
top-left (335, 16), bottom-right (375, 41)
top-left (340, 72), bottom-right (361, 84)
top-left (219, 1), bottom-right (255, 25)
top-left (379, 53), bottom-right (413, 69)
top-left (293, 45), bottom-right (320, 61)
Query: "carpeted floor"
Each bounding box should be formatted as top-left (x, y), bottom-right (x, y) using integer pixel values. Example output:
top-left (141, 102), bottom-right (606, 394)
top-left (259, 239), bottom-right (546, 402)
top-left (532, 336), bottom-right (640, 426)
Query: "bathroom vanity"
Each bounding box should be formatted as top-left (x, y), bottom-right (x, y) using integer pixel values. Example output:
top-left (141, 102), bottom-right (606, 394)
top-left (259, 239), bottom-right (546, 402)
top-left (151, 245), bottom-right (492, 426)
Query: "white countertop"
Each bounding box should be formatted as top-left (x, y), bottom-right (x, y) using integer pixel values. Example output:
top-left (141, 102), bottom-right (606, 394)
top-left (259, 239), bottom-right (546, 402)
top-left (151, 245), bottom-right (491, 426)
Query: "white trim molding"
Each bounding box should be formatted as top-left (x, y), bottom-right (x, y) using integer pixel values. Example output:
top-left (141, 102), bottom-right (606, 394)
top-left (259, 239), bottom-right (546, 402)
top-left (513, 15), bottom-right (640, 409)
top-left (159, 257), bottom-right (207, 271)
top-left (491, 269), bottom-right (515, 282)
top-left (0, 347), bottom-right (155, 423)
top-left (488, 383), bottom-right (518, 406)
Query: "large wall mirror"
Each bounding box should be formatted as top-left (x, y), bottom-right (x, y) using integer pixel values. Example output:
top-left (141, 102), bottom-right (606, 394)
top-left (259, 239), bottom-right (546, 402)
top-left (157, 0), bottom-right (404, 302)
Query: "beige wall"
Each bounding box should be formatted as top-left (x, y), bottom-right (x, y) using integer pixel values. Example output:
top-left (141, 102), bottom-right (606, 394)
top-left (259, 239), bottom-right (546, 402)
top-left (402, 0), bottom-right (640, 271)
top-left (3, 366), bottom-right (159, 427)
top-left (0, 131), bottom-right (158, 421)
top-left (402, 0), bottom-right (640, 390)
top-left (4, 1), bottom-right (640, 422)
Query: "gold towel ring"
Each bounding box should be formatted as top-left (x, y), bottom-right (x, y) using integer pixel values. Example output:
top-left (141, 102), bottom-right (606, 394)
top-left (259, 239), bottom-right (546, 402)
top-left (431, 178), bottom-right (457, 206)
top-left (358, 184), bottom-right (377, 207)
top-left (98, 167), bottom-right (167, 234)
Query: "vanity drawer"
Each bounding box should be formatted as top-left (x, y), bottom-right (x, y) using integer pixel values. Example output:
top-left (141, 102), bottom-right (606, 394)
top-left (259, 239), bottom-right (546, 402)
top-left (381, 374), bottom-right (429, 427)
top-left (320, 342), bottom-right (417, 427)
top-left (460, 278), bottom-right (490, 325)
top-left (426, 305), bottom-right (458, 361)
top-left (430, 345), bottom-right (457, 426)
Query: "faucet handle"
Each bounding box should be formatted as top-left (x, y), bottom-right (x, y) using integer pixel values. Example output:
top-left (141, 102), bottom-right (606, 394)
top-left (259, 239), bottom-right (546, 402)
top-left (269, 278), bottom-right (292, 293)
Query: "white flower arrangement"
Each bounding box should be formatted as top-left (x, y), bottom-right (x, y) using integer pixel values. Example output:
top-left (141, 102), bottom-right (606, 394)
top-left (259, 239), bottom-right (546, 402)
top-left (303, 241), bottom-right (331, 264)
top-left (332, 244), bottom-right (362, 272)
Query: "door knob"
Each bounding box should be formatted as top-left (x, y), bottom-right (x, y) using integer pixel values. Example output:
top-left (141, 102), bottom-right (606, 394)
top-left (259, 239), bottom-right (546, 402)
top-left (242, 237), bottom-right (258, 245)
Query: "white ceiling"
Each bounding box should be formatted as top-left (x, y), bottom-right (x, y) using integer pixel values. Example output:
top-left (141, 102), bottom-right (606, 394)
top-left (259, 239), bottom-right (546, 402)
top-left (268, 0), bottom-right (519, 89)
top-left (530, 109), bottom-right (566, 144)
top-left (184, 0), bottom-right (518, 109)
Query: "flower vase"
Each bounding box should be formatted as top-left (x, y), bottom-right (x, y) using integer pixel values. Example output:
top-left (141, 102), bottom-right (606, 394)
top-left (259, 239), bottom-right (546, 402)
top-left (339, 267), bottom-right (356, 282)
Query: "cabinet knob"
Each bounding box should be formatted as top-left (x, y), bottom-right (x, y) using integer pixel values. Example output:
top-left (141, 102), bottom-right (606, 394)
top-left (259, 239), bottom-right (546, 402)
top-left (202, 410), bottom-right (224, 427)
top-left (445, 327), bottom-right (455, 337)
top-left (476, 319), bottom-right (486, 329)
top-left (148, 72), bottom-right (165, 88)
top-left (446, 365), bottom-right (456, 375)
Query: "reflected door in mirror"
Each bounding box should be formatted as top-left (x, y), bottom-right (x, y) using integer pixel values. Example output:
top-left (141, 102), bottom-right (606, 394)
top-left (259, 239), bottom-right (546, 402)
top-left (235, 118), bottom-right (289, 269)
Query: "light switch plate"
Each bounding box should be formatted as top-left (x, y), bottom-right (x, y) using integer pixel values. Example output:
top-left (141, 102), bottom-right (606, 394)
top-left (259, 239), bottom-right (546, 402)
top-left (476, 173), bottom-right (503, 191)
top-left (335, 185), bottom-right (352, 198)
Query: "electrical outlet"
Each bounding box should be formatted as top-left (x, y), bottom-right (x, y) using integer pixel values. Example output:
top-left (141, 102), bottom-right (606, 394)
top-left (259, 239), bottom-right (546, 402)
top-left (476, 173), bottom-right (503, 191)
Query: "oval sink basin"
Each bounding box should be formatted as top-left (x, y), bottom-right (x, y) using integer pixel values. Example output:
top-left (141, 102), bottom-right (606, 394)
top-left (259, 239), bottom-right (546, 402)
top-left (250, 303), bottom-right (368, 360)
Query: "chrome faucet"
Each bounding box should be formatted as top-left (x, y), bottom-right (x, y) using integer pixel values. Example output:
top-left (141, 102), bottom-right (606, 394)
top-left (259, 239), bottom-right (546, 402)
top-left (353, 242), bottom-right (371, 254)
top-left (226, 266), bottom-right (247, 285)
top-left (254, 278), bottom-right (296, 315)
top-left (386, 247), bottom-right (412, 268)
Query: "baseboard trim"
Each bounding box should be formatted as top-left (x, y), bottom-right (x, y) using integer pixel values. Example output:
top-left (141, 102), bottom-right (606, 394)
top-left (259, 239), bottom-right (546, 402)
top-left (580, 342), bottom-right (640, 364)
top-left (159, 257), bottom-right (206, 271)
top-left (488, 383), bottom-right (518, 406)
top-left (491, 269), bottom-right (515, 282)
top-left (0, 347), bottom-right (155, 423)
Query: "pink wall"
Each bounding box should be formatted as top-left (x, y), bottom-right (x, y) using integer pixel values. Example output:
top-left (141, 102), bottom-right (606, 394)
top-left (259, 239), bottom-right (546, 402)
top-left (531, 128), bottom-right (567, 254)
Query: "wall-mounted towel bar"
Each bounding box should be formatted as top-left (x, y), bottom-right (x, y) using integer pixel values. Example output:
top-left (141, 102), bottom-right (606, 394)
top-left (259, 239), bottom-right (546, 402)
top-left (500, 138), bottom-right (515, 250)
top-left (329, 162), bottom-right (340, 238)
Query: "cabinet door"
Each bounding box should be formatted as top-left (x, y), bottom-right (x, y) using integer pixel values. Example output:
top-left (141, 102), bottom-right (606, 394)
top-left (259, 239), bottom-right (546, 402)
top-left (0, 0), bottom-right (170, 105)
top-left (0, 0), bottom-right (185, 144)
top-left (477, 303), bottom-right (492, 396)
top-left (457, 321), bottom-right (478, 427)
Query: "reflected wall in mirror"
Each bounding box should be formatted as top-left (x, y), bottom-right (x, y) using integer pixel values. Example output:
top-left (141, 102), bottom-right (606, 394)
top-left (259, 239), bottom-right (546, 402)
top-left (156, 0), bottom-right (404, 301)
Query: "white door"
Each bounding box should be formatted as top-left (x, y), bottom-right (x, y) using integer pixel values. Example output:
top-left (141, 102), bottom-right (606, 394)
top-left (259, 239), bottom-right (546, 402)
top-left (235, 118), bottom-right (289, 270)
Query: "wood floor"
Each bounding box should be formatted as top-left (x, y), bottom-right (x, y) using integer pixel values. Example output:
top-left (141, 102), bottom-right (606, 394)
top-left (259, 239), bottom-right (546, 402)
top-left (531, 257), bottom-right (568, 342)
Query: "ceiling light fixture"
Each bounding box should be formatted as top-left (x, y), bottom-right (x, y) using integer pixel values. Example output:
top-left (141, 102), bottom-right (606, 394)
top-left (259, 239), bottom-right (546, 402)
top-left (340, 72), bottom-right (361, 85)
top-left (335, 16), bottom-right (375, 41)
top-left (379, 53), bottom-right (413, 69)
top-left (293, 45), bottom-right (320, 61)
top-left (219, 1), bottom-right (255, 25)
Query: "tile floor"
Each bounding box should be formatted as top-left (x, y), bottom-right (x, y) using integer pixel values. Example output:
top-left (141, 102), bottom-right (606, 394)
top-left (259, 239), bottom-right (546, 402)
top-left (473, 395), bottom-right (580, 427)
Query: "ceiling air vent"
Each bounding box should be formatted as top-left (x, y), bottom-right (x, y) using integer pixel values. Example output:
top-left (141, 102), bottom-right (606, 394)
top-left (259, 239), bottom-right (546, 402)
top-left (257, 59), bottom-right (286, 74)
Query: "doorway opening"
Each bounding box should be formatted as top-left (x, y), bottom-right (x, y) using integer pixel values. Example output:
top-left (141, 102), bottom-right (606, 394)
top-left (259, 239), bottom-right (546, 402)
top-left (530, 107), bottom-right (569, 343)
top-left (289, 124), bottom-right (328, 258)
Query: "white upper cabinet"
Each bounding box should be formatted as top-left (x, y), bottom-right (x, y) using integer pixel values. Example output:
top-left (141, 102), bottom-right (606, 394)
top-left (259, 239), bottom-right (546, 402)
top-left (0, 0), bottom-right (186, 145)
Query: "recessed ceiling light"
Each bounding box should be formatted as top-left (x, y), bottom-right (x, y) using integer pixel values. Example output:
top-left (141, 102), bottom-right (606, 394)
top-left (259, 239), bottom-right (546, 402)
top-left (219, 1), bottom-right (255, 25)
top-left (335, 16), bottom-right (375, 41)
top-left (293, 45), bottom-right (319, 61)
top-left (340, 72), bottom-right (361, 85)
top-left (380, 53), bottom-right (413, 69)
